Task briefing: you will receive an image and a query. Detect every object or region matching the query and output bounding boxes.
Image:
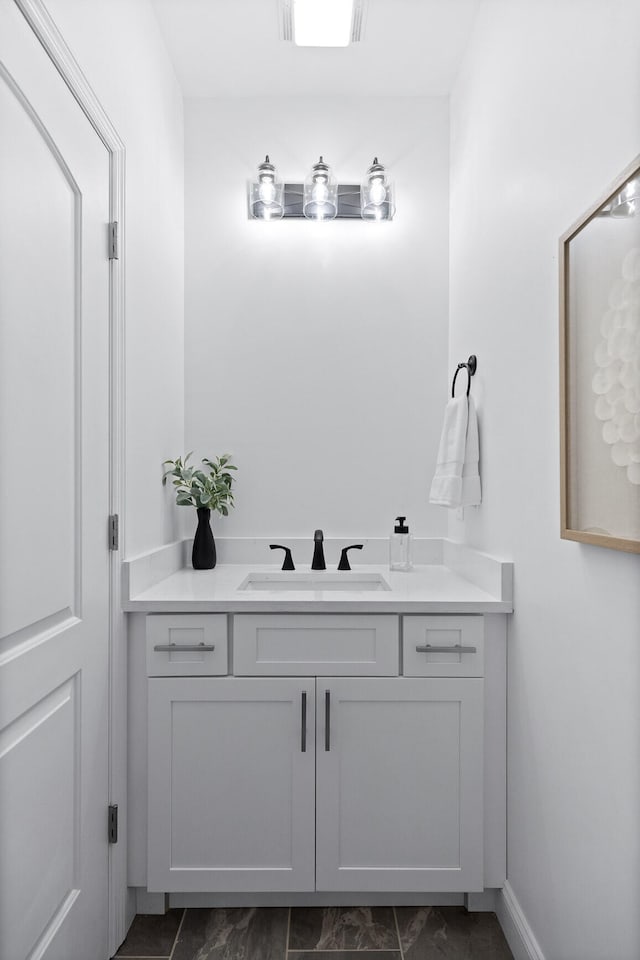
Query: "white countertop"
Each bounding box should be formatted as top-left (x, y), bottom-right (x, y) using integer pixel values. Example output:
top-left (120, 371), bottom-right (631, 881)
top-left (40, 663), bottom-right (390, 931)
top-left (123, 561), bottom-right (513, 614)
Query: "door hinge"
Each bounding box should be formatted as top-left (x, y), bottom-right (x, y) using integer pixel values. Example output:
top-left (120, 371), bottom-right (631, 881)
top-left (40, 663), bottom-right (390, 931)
top-left (108, 514), bottom-right (119, 551)
top-left (108, 221), bottom-right (119, 260)
top-left (108, 804), bottom-right (118, 844)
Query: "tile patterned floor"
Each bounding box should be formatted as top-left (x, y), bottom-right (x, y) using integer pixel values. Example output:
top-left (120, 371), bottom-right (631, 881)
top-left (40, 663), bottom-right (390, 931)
top-left (112, 905), bottom-right (514, 960)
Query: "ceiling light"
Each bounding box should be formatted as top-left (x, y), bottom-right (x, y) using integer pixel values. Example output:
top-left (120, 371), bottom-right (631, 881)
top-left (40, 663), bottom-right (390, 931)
top-left (282, 0), bottom-right (368, 47)
top-left (293, 0), bottom-right (353, 46)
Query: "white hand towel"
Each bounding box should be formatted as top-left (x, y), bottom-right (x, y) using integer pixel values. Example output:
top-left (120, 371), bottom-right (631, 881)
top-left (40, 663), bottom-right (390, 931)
top-left (429, 395), bottom-right (481, 508)
top-left (429, 396), bottom-right (468, 507)
top-left (460, 396), bottom-right (481, 507)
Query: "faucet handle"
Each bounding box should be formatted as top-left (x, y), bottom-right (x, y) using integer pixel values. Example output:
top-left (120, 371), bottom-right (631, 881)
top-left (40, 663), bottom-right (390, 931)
top-left (338, 544), bottom-right (363, 571)
top-left (270, 544), bottom-right (295, 570)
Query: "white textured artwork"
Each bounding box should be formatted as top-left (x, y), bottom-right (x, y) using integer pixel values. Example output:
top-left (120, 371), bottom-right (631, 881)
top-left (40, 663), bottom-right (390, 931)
top-left (592, 246), bottom-right (640, 485)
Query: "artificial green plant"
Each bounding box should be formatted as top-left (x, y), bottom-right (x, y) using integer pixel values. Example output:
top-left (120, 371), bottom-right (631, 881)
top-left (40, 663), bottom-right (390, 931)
top-left (162, 452), bottom-right (237, 516)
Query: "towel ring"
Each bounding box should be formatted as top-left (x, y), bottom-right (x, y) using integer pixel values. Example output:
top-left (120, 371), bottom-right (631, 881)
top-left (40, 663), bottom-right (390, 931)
top-left (451, 355), bottom-right (477, 398)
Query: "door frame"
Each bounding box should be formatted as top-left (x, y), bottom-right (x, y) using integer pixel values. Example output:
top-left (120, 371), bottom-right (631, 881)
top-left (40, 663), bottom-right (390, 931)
top-left (14, 1), bottom-right (127, 954)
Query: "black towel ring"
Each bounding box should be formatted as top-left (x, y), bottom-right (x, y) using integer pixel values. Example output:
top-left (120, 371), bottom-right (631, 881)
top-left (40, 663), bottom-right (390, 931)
top-left (451, 354), bottom-right (477, 398)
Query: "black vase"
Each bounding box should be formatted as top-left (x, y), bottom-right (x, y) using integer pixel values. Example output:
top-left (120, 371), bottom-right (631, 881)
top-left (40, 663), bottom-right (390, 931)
top-left (192, 507), bottom-right (216, 569)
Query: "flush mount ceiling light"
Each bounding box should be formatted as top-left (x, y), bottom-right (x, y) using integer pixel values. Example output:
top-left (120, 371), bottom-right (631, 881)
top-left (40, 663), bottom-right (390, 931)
top-left (248, 155), bottom-right (395, 222)
top-left (280, 0), bottom-right (367, 46)
top-left (294, 0), bottom-right (352, 47)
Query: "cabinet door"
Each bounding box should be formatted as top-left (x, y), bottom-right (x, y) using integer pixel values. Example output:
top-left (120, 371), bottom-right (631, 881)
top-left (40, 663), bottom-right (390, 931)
top-left (148, 678), bottom-right (315, 892)
top-left (315, 678), bottom-right (483, 892)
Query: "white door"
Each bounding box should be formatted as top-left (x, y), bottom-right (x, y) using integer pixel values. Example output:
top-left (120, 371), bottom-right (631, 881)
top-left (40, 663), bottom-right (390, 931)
top-left (315, 678), bottom-right (484, 892)
top-left (0, 2), bottom-right (111, 958)
top-left (147, 678), bottom-right (316, 893)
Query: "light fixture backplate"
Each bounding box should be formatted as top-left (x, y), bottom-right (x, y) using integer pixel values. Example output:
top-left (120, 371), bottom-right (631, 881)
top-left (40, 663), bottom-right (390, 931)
top-left (247, 182), bottom-right (394, 220)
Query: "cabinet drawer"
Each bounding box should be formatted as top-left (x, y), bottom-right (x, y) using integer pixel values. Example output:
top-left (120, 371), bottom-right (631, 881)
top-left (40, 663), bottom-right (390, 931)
top-left (233, 615), bottom-right (399, 676)
top-left (402, 616), bottom-right (484, 677)
top-left (146, 614), bottom-right (228, 677)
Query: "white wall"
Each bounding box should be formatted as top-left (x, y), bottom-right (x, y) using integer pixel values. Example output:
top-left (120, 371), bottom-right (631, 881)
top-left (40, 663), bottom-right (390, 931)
top-left (45, 0), bottom-right (185, 558)
top-left (184, 97), bottom-right (449, 542)
top-left (450, 2), bottom-right (640, 957)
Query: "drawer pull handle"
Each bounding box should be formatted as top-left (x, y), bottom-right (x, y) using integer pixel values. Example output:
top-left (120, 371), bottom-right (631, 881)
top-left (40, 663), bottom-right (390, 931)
top-left (415, 643), bottom-right (477, 654)
top-left (301, 691), bottom-right (307, 753)
top-left (325, 689), bottom-right (331, 752)
top-left (153, 642), bottom-right (216, 652)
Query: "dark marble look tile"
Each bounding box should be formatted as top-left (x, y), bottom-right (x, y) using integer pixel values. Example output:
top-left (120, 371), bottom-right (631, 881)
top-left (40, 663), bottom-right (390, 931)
top-left (395, 906), bottom-right (514, 960)
top-left (172, 906), bottom-right (289, 960)
top-left (288, 953), bottom-right (400, 960)
top-left (113, 908), bottom-right (183, 957)
top-left (289, 906), bottom-right (399, 951)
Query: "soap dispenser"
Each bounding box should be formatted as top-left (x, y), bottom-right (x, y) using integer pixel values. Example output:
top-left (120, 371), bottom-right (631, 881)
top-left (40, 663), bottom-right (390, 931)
top-left (389, 516), bottom-right (412, 571)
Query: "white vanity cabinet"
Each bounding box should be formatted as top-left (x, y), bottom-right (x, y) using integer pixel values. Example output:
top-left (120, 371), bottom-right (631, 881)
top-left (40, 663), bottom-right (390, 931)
top-left (132, 610), bottom-right (506, 901)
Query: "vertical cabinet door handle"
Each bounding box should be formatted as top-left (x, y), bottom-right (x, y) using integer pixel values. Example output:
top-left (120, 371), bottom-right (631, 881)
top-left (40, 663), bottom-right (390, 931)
top-left (301, 690), bottom-right (307, 753)
top-left (325, 689), bottom-right (331, 752)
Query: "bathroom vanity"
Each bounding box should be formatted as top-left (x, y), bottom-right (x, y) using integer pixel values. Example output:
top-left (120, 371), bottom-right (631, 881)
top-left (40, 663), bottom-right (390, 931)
top-left (124, 540), bottom-right (512, 909)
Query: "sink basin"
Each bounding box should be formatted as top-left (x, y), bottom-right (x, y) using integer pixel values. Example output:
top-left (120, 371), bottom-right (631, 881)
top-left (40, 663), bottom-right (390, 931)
top-left (238, 572), bottom-right (391, 592)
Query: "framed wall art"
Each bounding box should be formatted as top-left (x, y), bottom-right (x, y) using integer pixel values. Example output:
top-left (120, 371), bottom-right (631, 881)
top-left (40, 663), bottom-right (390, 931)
top-left (560, 154), bottom-right (640, 554)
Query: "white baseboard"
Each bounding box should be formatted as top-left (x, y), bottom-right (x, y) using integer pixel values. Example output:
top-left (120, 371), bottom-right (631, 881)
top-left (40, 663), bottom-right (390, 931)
top-left (496, 881), bottom-right (546, 960)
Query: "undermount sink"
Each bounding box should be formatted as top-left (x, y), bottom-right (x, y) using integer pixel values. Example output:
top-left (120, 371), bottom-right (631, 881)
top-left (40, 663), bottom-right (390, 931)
top-left (238, 572), bottom-right (391, 592)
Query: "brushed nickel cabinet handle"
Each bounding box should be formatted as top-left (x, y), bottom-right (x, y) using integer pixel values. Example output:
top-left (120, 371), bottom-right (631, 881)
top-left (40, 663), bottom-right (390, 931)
top-left (325, 689), bottom-right (331, 752)
top-left (415, 643), bottom-right (477, 654)
top-left (153, 642), bottom-right (215, 652)
top-left (301, 690), bottom-right (307, 753)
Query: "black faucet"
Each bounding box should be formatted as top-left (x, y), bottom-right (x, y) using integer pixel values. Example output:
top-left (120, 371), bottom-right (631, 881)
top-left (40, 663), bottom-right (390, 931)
top-left (311, 529), bottom-right (326, 570)
top-left (338, 544), bottom-right (363, 571)
top-left (270, 544), bottom-right (295, 570)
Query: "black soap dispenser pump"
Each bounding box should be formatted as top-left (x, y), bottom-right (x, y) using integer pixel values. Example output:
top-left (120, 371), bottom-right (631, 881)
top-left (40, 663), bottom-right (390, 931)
top-left (389, 516), bottom-right (413, 572)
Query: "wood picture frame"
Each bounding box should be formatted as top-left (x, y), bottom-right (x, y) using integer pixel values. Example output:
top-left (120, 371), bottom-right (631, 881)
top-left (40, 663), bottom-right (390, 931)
top-left (560, 154), bottom-right (640, 553)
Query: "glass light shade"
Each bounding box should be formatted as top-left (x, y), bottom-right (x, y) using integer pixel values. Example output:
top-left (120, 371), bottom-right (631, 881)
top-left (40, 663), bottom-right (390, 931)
top-left (360, 158), bottom-right (394, 221)
top-left (293, 0), bottom-right (353, 47)
top-left (303, 157), bottom-right (338, 220)
top-left (250, 156), bottom-right (284, 220)
top-left (610, 177), bottom-right (639, 218)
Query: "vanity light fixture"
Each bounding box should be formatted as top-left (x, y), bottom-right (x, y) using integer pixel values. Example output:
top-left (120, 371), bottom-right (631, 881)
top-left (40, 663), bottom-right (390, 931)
top-left (249, 156), bottom-right (284, 220)
top-left (248, 155), bottom-right (395, 222)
